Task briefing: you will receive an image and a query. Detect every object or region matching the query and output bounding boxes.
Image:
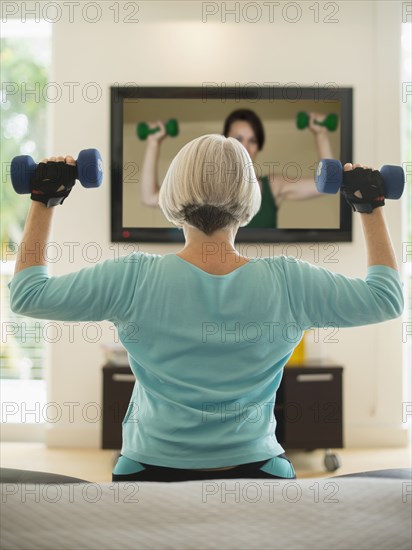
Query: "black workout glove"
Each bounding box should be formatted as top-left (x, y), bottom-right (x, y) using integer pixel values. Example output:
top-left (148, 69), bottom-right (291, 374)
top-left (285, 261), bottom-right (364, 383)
top-left (31, 161), bottom-right (77, 207)
top-left (341, 167), bottom-right (385, 214)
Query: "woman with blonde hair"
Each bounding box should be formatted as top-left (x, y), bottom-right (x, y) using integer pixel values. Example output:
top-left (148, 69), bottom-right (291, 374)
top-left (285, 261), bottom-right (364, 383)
top-left (9, 135), bottom-right (403, 482)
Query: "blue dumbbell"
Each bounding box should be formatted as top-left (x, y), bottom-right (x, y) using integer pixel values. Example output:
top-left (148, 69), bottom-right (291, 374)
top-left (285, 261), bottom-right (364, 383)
top-left (316, 159), bottom-right (404, 200)
top-left (10, 149), bottom-right (103, 194)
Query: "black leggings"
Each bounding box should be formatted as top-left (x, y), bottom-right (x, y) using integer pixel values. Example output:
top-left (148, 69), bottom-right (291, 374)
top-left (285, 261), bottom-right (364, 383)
top-left (112, 453), bottom-right (296, 483)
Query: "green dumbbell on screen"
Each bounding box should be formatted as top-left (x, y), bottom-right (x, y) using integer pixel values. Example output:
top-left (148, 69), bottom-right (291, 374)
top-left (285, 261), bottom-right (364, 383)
top-left (296, 112), bottom-right (338, 132)
top-left (136, 119), bottom-right (179, 140)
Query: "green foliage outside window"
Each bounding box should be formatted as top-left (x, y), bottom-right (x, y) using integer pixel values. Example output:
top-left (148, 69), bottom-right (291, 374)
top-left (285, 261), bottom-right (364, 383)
top-left (1, 34), bottom-right (50, 379)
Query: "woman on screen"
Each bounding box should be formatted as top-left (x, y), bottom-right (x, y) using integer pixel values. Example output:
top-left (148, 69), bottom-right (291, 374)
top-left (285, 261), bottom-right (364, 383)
top-left (222, 109), bottom-right (333, 228)
top-left (140, 109), bottom-right (334, 228)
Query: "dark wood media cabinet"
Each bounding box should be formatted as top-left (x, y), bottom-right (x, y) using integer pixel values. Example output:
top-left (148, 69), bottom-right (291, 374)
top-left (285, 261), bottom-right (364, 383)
top-left (102, 363), bottom-right (344, 471)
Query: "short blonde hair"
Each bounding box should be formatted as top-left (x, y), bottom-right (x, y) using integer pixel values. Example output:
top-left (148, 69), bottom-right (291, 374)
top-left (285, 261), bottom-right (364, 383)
top-left (158, 134), bottom-right (261, 235)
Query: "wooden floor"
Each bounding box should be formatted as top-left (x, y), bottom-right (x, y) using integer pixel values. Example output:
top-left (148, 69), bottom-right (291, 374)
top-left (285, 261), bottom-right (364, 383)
top-left (1, 443), bottom-right (411, 482)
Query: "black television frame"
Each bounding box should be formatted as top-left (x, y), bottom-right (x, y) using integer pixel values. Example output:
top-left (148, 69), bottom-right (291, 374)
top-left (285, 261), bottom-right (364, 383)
top-left (110, 85), bottom-right (353, 243)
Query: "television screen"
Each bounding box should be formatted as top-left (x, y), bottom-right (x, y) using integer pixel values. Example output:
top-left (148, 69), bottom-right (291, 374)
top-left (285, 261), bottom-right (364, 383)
top-left (111, 85), bottom-right (353, 243)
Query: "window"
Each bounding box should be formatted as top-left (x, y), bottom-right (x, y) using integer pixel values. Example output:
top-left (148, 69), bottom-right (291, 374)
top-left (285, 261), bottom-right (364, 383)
top-left (0, 20), bottom-right (51, 433)
top-left (401, 22), bottom-right (412, 418)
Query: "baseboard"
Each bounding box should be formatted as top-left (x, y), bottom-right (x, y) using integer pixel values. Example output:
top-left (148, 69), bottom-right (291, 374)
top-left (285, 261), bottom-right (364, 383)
top-left (44, 424), bottom-right (101, 447)
top-left (42, 424), bottom-right (412, 449)
top-left (345, 425), bottom-right (411, 447)
top-left (1, 422), bottom-right (46, 442)
top-left (2, 423), bottom-right (410, 449)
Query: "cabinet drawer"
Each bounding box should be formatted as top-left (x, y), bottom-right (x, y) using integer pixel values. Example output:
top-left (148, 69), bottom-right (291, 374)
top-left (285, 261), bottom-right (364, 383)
top-left (283, 369), bottom-right (343, 448)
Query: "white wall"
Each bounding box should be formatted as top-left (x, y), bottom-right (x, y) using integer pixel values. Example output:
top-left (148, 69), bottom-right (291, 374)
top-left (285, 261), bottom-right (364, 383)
top-left (11, 1), bottom-right (410, 448)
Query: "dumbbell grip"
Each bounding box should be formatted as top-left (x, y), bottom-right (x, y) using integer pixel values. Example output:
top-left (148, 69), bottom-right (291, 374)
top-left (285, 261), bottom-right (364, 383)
top-left (34, 161), bottom-right (79, 187)
top-left (146, 126), bottom-right (162, 135)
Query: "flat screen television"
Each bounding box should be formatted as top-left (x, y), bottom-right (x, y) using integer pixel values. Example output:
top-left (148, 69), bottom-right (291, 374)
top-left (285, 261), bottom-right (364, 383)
top-left (110, 85), bottom-right (353, 243)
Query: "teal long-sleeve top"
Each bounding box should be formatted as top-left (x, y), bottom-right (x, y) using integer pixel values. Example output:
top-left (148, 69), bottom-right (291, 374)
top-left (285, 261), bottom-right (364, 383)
top-left (8, 253), bottom-right (404, 468)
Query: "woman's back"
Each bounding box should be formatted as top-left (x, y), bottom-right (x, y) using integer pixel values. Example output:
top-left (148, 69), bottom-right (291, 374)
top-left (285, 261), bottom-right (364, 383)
top-left (10, 251), bottom-right (402, 468)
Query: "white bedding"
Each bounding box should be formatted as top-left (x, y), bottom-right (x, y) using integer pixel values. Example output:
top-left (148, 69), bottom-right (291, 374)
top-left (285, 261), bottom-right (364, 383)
top-left (1, 477), bottom-right (411, 550)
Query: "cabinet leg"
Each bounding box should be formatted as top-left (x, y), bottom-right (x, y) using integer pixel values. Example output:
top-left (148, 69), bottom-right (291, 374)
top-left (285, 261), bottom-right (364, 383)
top-left (324, 448), bottom-right (342, 472)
